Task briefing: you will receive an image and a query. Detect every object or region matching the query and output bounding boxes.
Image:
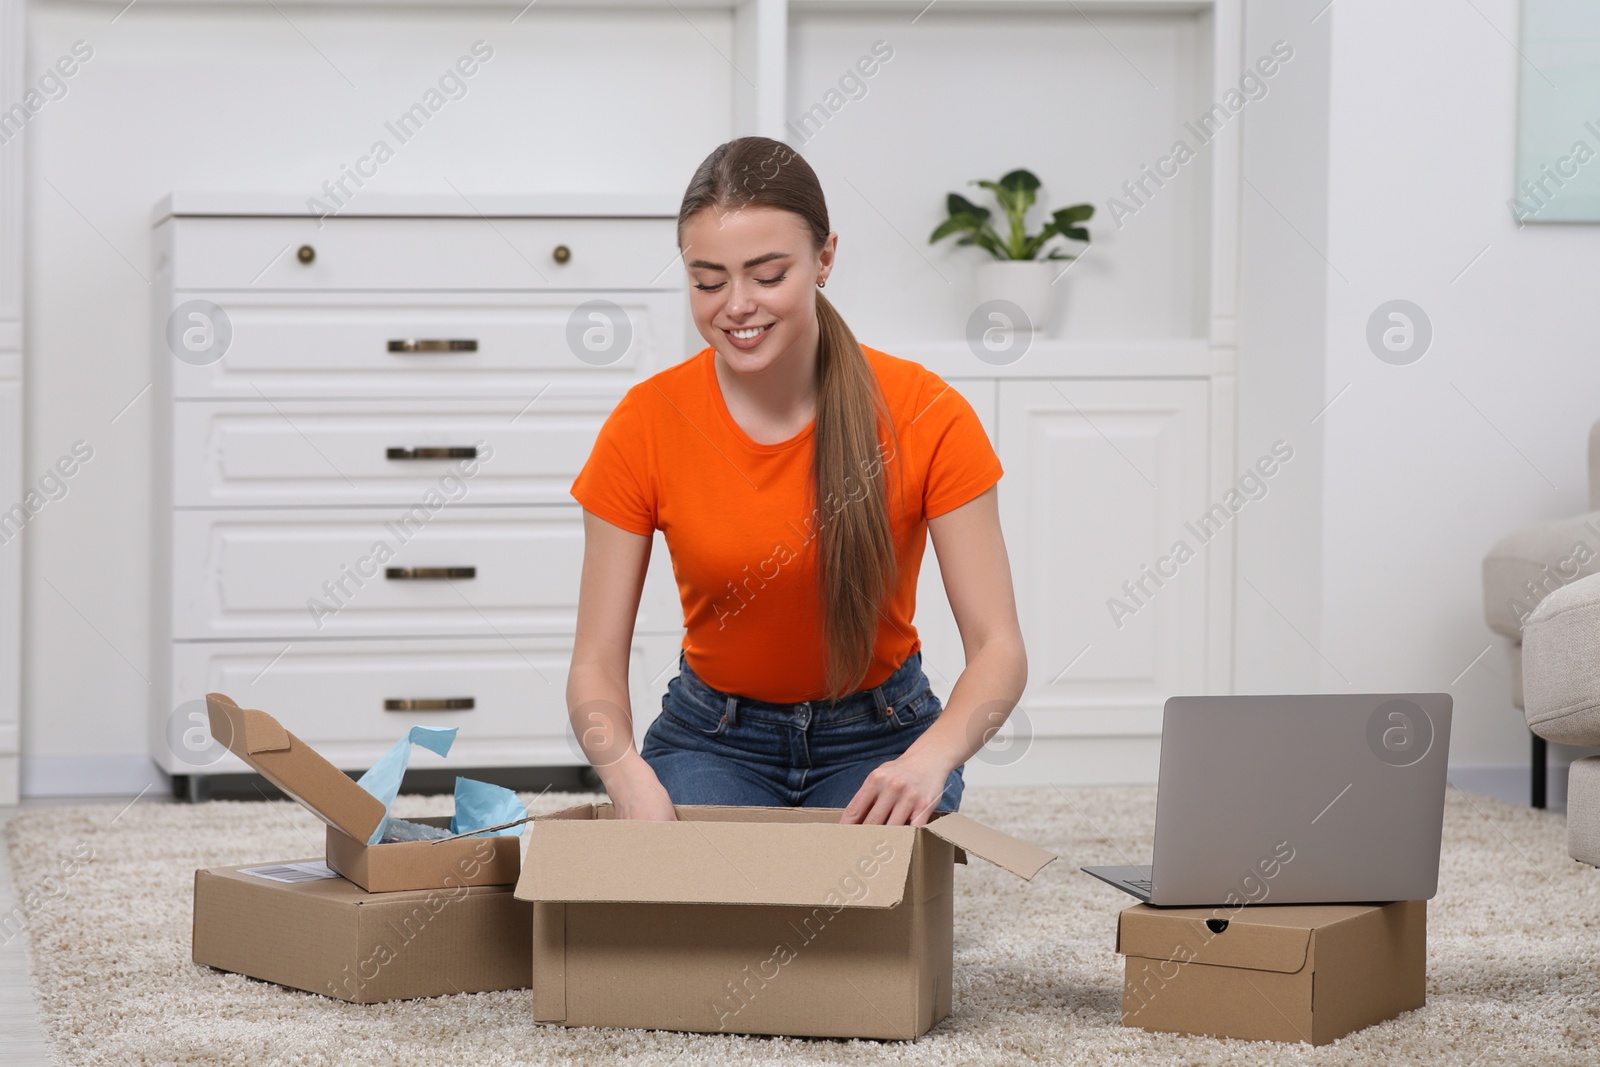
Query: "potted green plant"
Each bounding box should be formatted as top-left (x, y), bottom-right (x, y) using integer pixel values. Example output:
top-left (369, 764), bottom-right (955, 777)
top-left (929, 168), bottom-right (1093, 336)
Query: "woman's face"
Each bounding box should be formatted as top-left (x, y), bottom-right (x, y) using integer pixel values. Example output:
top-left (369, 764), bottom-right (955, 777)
top-left (680, 205), bottom-right (835, 377)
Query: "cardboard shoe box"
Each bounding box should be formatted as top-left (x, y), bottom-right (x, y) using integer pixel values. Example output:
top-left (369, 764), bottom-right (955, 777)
top-left (193, 859), bottom-right (532, 1003)
top-left (206, 693), bottom-right (521, 893)
top-left (1116, 900), bottom-right (1426, 1045)
top-left (514, 803), bottom-right (1057, 1040)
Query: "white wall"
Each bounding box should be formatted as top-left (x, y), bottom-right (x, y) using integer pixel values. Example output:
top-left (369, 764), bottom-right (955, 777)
top-left (1234, 0), bottom-right (1600, 790)
top-left (19, 3), bottom-right (729, 789)
top-left (1233, 1), bottom-right (1331, 704)
top-left (1319, 0), bottom-right (1600, 777)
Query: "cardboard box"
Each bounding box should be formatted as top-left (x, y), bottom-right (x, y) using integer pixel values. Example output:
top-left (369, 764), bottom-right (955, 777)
top-left (193, 859), bottom-right (532, 1003)
top-left (206, 693), bottom-right (521, 892)
top-left (513, 803), bottom-right (1056, 1040)
top-left (1116, 900), bottom-right (1426, 1045)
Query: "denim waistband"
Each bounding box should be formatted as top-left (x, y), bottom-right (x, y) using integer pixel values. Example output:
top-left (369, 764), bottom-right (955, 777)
top-left (674, 648), bottom-right (926, 725)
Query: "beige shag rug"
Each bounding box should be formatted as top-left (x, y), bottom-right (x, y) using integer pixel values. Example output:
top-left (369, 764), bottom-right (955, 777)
top-left (5, 785), bottom-right (1599, 1066)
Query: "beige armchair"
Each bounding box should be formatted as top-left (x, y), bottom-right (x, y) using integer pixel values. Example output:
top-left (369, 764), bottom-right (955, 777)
top-left (1481, 418), bottom-right (1600, 807)
top-left (1522, 571), bottom-right (1600, 860)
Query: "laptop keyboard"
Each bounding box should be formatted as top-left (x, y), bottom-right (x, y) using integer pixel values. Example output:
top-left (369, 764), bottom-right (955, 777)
top-left (1124, 878), bottom-right (1153, 890)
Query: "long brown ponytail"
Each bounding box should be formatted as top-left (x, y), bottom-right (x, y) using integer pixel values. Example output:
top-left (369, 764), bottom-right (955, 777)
top-left (678, 137), bottom-right (901, 700)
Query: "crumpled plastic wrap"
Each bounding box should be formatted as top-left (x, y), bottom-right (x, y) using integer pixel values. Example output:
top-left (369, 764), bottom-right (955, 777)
top-left (377, 817), bottom-right (455, 843)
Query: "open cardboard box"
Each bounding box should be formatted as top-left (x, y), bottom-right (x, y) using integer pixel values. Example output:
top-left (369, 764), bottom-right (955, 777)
top-left (193, 858), bottom-right (531, 1003)
top-left (1116, 899), bottom-right (1426, 1045)
top-left (514, 802), bottom-right (1057, 1040)
top-left (206, 693), bottom-right (521, 893)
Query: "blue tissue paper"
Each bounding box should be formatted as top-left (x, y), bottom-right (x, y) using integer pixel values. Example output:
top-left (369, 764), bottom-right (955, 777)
top-left (356, 725), bottom-right (457, 845)
top-left (449, 776), bottom-right (527, 838)
top-left (354, 725), bottom-right (529, 844)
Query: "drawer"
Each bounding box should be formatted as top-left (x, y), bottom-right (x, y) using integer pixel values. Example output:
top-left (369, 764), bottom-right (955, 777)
top-left (170, 506), bottom-right (682, 640)
top-left (172, 395), bottom-right (629, 507)
top-left (159, 632), bottom-right (685, 775)
top-left (163, 215), bottom-right (682, 291)
top-left (165, 290), bottom-right (688, 399)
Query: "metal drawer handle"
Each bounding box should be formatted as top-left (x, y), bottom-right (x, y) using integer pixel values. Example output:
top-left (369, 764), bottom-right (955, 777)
top-left (385, 566), bottom-right (476, 580)
top-left (386, 446), bottom-right (479, 461)
top-left (387, 339), bottom-right (479, 353)
top-left (385, 697), bottom-right (475, 712)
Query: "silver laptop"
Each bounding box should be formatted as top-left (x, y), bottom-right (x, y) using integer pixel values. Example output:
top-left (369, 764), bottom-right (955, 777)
top-left (1083, 693), bottom-right (1452, 907)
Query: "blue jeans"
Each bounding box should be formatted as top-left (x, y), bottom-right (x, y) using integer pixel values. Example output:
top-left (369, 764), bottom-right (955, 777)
top-left (639, 648), bottom-right (965, 811)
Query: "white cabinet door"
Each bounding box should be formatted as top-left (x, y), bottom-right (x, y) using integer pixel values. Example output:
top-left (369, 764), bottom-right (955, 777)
top-left (168, 215), bottom-right (680, 292)
top-left (997, 379), bottom-right (1212, 738)
top-left (170, 506), bottom-right (681, 640)
top-left (166, 290), bottom-right (685, 399)
top-left (172, 394), bottom-right (631, 508)
top-left (158, 632), bottom-right (681, 774)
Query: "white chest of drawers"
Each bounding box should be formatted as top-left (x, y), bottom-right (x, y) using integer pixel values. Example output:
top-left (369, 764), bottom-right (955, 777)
top-left (148, 194), bottom-right (690, 785)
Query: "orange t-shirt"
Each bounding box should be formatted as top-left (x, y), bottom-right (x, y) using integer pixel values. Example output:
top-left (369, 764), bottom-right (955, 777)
top-left (570, 344), bottom-right (1003, 703)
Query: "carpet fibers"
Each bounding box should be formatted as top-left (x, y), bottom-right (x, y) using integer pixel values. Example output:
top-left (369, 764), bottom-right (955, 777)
top-left (5, 785), bottom-right (1599, 1066)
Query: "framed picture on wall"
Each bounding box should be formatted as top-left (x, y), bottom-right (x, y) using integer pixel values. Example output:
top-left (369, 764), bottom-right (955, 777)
top-left (1513, 0), bottom-right (1600, 223)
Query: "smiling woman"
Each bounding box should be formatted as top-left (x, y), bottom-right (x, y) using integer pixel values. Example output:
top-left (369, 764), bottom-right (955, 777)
top-left (564, 136), bottom-right (1028, 828)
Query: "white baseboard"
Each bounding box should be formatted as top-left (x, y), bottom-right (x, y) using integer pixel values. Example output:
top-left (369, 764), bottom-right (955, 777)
top-left (961, 736), bottom-right (1163, 788)
top-left (1447, 762), bottom-right (1573, 808)
top-left (20, 756), bottom-right (167, 799)
top-left (14, 753), bottom-right (1578, 808)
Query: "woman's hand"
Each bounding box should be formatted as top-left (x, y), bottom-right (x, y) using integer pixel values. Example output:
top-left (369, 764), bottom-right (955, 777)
top-left (601, 754), bottom-right (679, 821)
top-left (839, 745), bottom-right (954, 826)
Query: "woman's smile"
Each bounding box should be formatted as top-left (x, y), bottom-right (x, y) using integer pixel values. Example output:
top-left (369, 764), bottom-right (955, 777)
top-left (722, 322), bottom-right (774, 349)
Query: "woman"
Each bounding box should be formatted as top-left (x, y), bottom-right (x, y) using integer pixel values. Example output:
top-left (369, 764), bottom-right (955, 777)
top-left (566, 136), bottom-right (1026, 827)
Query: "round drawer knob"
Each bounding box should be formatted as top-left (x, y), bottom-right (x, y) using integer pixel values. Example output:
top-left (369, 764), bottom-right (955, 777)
top-left (552, 244), bottom-right (571, 264)
top-left (297, 244), bottom-right (315, 265)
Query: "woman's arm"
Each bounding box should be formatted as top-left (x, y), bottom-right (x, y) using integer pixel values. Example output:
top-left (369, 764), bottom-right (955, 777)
top-left (840, 484), bottom-right (1027, 826)
top-left (569, 509), bottom-right (678, 820)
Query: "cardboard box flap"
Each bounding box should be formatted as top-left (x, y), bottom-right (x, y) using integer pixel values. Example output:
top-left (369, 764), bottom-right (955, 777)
top-left (206, 693), bottom-right (386, 844)
top-left (923, 812), bottom-right (1057, 879)
top-left (1116, 906), bottom-right (1316, 974)
top-left (516, 819), bottom-right (915, 907)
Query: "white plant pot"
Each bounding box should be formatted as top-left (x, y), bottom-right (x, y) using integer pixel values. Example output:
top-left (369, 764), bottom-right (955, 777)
top-left (974, 259), bottom-right (1058, 336)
